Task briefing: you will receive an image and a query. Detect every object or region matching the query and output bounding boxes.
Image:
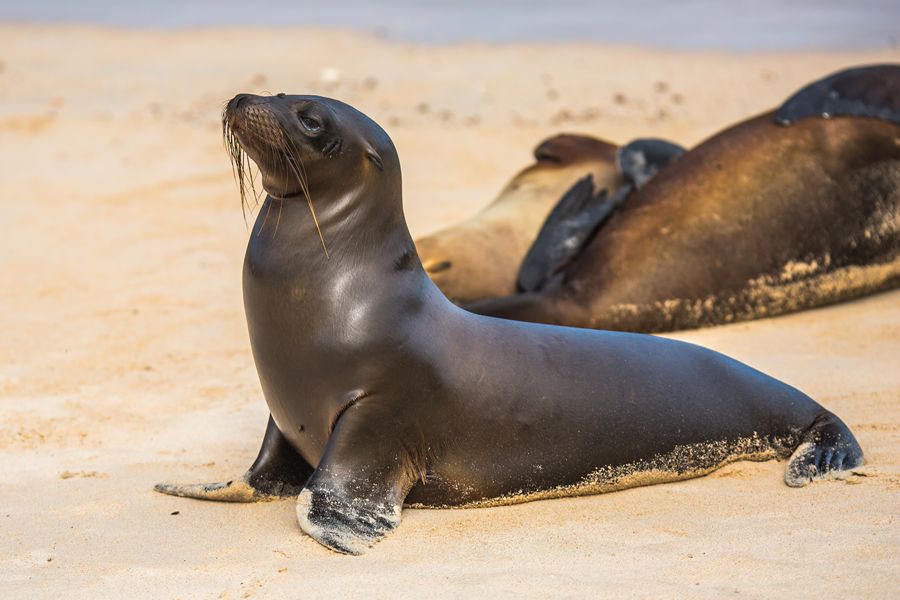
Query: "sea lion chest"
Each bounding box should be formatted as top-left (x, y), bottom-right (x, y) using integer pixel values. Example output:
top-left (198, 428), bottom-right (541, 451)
top-left (241, 232), bottom-right (399, 465)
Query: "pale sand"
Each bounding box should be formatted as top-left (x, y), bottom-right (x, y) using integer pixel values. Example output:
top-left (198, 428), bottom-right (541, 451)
top-left (0, 25), bottom-right (898, 598)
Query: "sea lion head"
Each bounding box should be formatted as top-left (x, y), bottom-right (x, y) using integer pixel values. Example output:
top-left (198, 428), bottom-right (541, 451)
top-left (223, 93), bottom-right (398, 211)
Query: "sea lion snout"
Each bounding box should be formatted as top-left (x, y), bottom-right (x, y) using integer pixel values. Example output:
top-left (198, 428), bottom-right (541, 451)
top-left (228, 93), bottom-right (253, 110)
top-left (224, 94), bottom-right (280, 138)
top-left (223, 93), bottom-right (314, 202)
top-left (225, 93), bottom-right (272, 125)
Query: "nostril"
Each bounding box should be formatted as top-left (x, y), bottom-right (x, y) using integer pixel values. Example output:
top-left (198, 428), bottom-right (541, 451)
top-left (231, 94), bottom-right (252, 109)
top-left (424, 260), bottom-right (452, 274)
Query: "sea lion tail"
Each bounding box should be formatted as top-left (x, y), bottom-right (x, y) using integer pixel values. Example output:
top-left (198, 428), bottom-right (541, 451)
top-left (784, 412), bottom-right (864, 487)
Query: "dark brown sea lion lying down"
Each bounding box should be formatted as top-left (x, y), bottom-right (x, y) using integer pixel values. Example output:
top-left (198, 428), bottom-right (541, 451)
top-left (467, 65), bottom-right (900, 332)
top-left (156, 92), bottom-right (864, 555)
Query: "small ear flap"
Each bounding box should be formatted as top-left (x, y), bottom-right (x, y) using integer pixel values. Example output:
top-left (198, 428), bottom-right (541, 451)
top-left (366, 148), bottom-right (384, 172)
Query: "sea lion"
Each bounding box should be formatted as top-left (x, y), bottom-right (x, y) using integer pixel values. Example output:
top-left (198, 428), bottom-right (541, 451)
top-left (467, 65), bottom-right (900, 332)
top-left (415, 135), bottom-right (683, 303)
top-left (156, 93), bottom-right (864, 555)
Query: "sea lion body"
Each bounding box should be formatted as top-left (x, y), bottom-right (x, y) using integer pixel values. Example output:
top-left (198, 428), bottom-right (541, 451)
top-left (469, 66), bottom-right (900, 331)
top-left (245, 199), bottom-right (823, 507)
top-left (157, 94), bottom-right (864, 555)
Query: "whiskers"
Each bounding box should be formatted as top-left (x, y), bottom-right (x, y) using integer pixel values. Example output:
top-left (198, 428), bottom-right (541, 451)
top-left (222, 107), bottom-right (263, 226)
top-left (277, 130), bottom-right (329, 257)
top-left (222, 106), bottom-right (329, 257)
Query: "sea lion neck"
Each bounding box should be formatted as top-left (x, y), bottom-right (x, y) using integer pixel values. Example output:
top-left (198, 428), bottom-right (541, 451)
top-left (243, 188), bottom-right (441, 368)
top-left (248, 187), bottom-right (421, 284)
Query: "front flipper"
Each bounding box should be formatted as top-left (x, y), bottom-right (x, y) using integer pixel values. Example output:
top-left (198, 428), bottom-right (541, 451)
top-left (517, 175), bottom-right (631, 292)
top-left (155, 415), bottom-right (314, 502)
top-left (775, 64), bottom-right (900, 125)
top-left (295, 399), bottom-right (420, 555)
top-left (616, 138), bottom-right (685, 188)
top-left (296, 488), bottom-right (401, 555)
top-left (516, 137), bottom-right (683, 293)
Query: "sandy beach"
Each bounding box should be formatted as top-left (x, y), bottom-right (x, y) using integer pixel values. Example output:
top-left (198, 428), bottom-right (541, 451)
top-left (1, 25), bottom-right (898, 598)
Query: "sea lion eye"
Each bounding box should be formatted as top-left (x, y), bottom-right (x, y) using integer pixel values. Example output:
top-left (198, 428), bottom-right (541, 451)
top-left (298, 114), bottom-right (322, 133)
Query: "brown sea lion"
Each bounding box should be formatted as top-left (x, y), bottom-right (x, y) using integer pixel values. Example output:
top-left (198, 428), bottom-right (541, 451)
top-left (468, 65), bottom-right (900, 332)
top-left (155, 93), bottom-right (863, 556)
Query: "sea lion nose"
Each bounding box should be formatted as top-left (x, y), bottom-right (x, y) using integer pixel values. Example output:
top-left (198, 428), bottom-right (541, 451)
top-left (230, 93), bottom-right (254, 110)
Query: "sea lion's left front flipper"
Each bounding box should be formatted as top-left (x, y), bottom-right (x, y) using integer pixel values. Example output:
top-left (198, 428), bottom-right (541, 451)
top-left (296, 400), bottom-right (420, 555)
top-left (775, 64), bottom-right (900, 125)
top-left (516, 138), bottom-right (684, 293)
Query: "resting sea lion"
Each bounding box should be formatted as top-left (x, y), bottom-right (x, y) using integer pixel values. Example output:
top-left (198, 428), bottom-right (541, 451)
top-left (467, 65), bottom-right (900, 332)
top-left (156, 93), bottom-right (864, 555)
top-left (415, 135), bottom-right (683, 302)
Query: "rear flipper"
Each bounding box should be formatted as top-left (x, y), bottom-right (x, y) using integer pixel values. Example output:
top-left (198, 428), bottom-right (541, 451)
top-left (775, 64), bottom-right (900, 125)
top-left (785, 413), bottom-right (864, 487)
top-left (154, 415), bottom-right (314, 502)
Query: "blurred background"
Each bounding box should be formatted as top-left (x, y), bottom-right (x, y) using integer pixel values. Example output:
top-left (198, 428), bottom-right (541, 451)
top-left (2, 0), bottom-right (898, 50)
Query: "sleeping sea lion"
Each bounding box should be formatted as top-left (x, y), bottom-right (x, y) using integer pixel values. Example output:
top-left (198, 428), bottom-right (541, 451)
top-left (467, 64), bottom-right (900, 332)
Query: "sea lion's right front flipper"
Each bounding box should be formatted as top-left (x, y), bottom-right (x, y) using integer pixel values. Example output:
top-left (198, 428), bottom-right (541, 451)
top-left (155, 415), bottom-right (314, 502)
top-left (517, 175), bottom-right (630, 292)
top-left (775, 64), bottom-right (900, 125)
top-left (295, 399), bottom-right (419, 555)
